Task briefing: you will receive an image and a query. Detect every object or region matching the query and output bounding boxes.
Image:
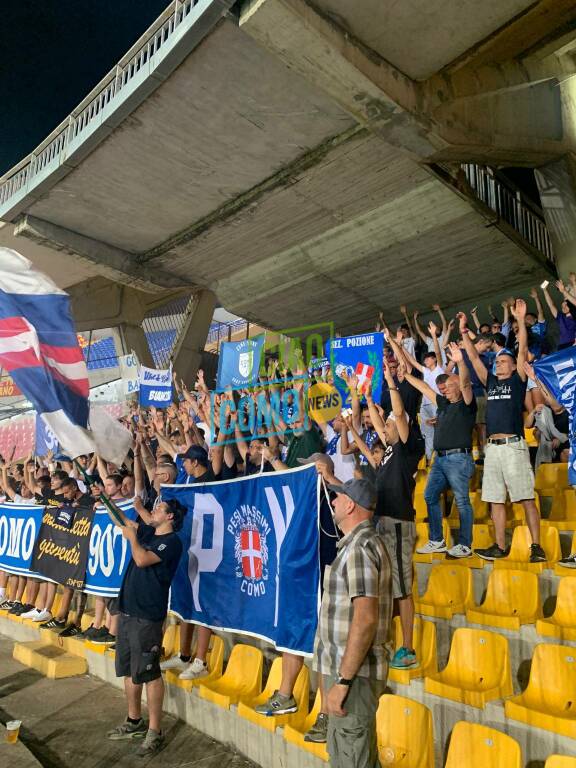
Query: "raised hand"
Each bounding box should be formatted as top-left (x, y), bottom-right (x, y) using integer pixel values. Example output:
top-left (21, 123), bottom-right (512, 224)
top-left (448, 341), bottom-right (463, 363)
top-left (399, 305), bottom-right (407, 315)
top-left (556, 279), bottom-right (566, 293)
top-left (523, 360), bottom-right (536, 381)
top-left (432, 303), bottom-right (441, 312)
top-left (456, 312), bottom-right (468, 333)
top-left (529, 287), bottom-right (538, 299)
top-left (511, 298), bottom-right (527, 319)
top-left (428, 320), bottom-right (438, 337)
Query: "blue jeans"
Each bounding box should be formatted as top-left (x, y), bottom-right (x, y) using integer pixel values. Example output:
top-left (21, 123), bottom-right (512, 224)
top-left (424, 453), bottom-right (475, 547)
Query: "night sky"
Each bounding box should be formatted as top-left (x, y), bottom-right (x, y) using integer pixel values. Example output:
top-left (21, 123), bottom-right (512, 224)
top-left (0, 1), bottom-right (171, 175)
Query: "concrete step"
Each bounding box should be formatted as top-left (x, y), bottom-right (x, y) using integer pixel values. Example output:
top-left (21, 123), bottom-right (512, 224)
top-left (13, 640), bottom-right (87, 679)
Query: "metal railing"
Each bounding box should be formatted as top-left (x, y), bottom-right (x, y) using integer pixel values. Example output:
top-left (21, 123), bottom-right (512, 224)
top-left (462, 164), bottom-right (555, 264)
top-left (206, 318), bottom-right (247, 344)
top-left (142, 294), bottom-right (195, 368)
top-left (0, 0), bottom-right (203, 207)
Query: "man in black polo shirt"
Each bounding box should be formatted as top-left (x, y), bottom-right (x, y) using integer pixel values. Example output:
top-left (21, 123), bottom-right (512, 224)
top-left (404, 343), bottom-right (477, 558)
top-left (106, 497), bottom-right (185, 757)
top-left (460, 301), bottom-right (546, 563)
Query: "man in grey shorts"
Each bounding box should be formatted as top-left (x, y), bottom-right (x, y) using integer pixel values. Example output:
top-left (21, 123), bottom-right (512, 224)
top-left (460, 301), bottom-right (546, 563)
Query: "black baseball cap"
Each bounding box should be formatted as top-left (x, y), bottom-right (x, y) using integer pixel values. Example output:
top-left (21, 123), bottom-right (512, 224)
top-left (181, 445), bottom-right (209, 465)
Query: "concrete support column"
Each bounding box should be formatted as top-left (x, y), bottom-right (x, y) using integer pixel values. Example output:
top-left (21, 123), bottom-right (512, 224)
top-left (172, 289), bottom-right (217, 385)
top-left (119, 322), bottom-right (155, 369)
top-left (535, 156), bottom-right (576, 276)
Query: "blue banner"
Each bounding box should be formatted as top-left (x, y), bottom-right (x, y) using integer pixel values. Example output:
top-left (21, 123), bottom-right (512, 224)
top-left (138, 365), bottom-right (172, 408)
top-left (84, 500), bottom-right (137, 596)
top-left (0, 503), bottom-right (45, 577)
top-left (35, 415), bottom-right (60, 456)
top-left (326, 332), bottom-right (384, 406)
top-left (534, 346), bottom-right (576, 485)
top-left (216, 337), bottom-right (265, 391)
top-left (162, 466), bottom-right (320, 655)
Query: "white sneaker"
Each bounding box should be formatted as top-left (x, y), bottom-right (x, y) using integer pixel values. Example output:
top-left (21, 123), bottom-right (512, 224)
top-left (416, 539), bottom-right (447, 555)
top-left (447, 544), bottom-right (473, 559)
top-left (179, 658), bottom-right (208, 680)
top-left (21, 607), bottom-right (42, 620)
top-left (32, 610), bottom-right (52, 622)
top-left (160, 655), bottom-right (190, 672)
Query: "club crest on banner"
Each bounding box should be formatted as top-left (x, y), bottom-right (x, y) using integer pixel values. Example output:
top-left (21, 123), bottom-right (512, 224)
top-left (231, 507), bottom-right (269, 596)
top-left (238, 351), bottom-right (254, 379)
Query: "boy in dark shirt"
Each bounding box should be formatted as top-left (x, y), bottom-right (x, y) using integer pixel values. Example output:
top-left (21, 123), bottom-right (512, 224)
top-left (106, 496), bottom-right (185, 757)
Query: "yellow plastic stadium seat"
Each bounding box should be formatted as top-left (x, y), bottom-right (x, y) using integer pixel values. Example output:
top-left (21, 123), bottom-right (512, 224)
top-left (284, 690), bottom-right (328, 762)
top-left (238, 658), bottom-right (309, 732)
top-left (166, 634), bottom-right (224, 690)
top-left (555, 532), bottom-right (576, 577)
top-left (425, 628), bottom-right (513, 708)
top-left (417, 455), bottom-right (427, 472)
top-left (199, 644), bottom-right (263, 709)
top-left (414, 521), bottom-right (452, 563)
top-left (161, 623), bottom-right (180, 660)
top-left (545, 756), bottom-right (576, 768)
top-left (448, 491), bottom-right (489, 525)
top-left (389, 616), bottom-right (437, 684)
top-left (509, 493), bottom-right (541, 525)
top-left (525, 427), bottom-right (538, 448)
top-left (376, 694), bottom-right (434, 768)
top-left (505, 643), bottom-right (576, 738)
top-left (494, 525), bottom-right (561, 573)
top-left (415, 471), bottom-right (428, 495)
top-left (548, 489), bottom-right (576, 530)
top-left (415, 565), bottom-right (473, 619)
top-left (466, 570), bottom-right (542, 630)
top-left (535, 463), bottom-right (568, 493)
top-left (537, 577), bottom-right (576, 642)
top-left (414, 493), bottom-right (427, 522)
top-left (444, 722), bottom-right (522, 768)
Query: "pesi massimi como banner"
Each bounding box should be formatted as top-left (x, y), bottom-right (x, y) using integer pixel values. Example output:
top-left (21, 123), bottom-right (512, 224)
top-left (0, 503), bottom-right (44, 577)
top-left (162, 465), bottom-right (320, 655)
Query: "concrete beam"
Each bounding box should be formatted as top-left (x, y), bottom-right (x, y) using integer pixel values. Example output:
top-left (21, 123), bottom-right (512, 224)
top-left (171, 289), bottom-right (217, 384)
top-left (14, 215), bottom-right (191, 292)
top-left (240, 0), bottom-right (446, 160)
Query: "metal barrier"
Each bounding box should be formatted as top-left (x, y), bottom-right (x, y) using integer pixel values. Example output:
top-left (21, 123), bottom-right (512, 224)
top-left (141, 294), bottom-right (195, 368)
top-left (462, 164), bottom-right (555, 264)
top-left (0, 0), bottom-right (213, 208)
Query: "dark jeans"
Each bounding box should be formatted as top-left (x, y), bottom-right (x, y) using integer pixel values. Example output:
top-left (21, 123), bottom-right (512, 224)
top-left (424, 453), bottom-right (475, 547)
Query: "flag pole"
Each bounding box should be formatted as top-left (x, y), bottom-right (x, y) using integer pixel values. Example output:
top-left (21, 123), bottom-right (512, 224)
top-left (73, 459), bottom-right (125, 527)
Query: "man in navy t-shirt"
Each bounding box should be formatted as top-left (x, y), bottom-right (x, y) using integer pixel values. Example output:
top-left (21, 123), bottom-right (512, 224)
top-left (106, 497), bottom-right (185, 757)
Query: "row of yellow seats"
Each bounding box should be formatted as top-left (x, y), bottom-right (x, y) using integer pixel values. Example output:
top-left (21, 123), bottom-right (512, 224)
top-left (160, 628), bottom-right (575, 765)
top-left (292, 694), bottom-right (575, 767)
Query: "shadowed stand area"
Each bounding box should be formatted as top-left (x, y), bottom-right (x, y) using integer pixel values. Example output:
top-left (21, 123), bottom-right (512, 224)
top-left (0, 634), bottom-right (256, 768)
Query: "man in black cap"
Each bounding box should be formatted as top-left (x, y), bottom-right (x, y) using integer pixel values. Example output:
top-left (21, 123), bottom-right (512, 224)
top-left (105, 496), bottom-right (186, 757)
top-left (180, 445), bottom-right (215, 485)
top-left (314, 478), bottom-right (392, 768)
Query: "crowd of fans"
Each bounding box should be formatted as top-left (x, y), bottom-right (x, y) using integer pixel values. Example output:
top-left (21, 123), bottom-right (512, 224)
top-left (1, 279), bottom-right (575, 761)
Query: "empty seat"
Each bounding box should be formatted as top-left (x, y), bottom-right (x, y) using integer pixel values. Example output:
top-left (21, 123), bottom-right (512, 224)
top-left (509, 493), bottom-right (541, 525)
top-left (166, 634), bottom-right (224, 690)
top-left (376, 694), bottom-right (434, 768)
top-left (238, 657), bottom-right (309, 732)
top-left (545, 757), bottom-right (576, 768)
top-left (505, 643), bottom-right (576, 738)
top-left (199, 644), bottom-right (263, 709)
top-left (389, 615), bottom-right (437, 685)
top-left (445, 722), bottom-right (521, 768)
top-left (494, 525), bottom-right (561, 573)
top-left (284, 690), bottom-right (328, 762)
top-left (537, 577), bottom-right (576, 642)
top-left (414, 521), bottom-right (452, 563)
top-left (415, 566), bottom-right (473, 619)
top-left (535, 463), bottom-right (568, 493)
top-left (547, 489), bottom-right (576, 530)
top-left (425, 628), bottom-right (513, 708)
top-left (466, 570), bottom-right (542, 630)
